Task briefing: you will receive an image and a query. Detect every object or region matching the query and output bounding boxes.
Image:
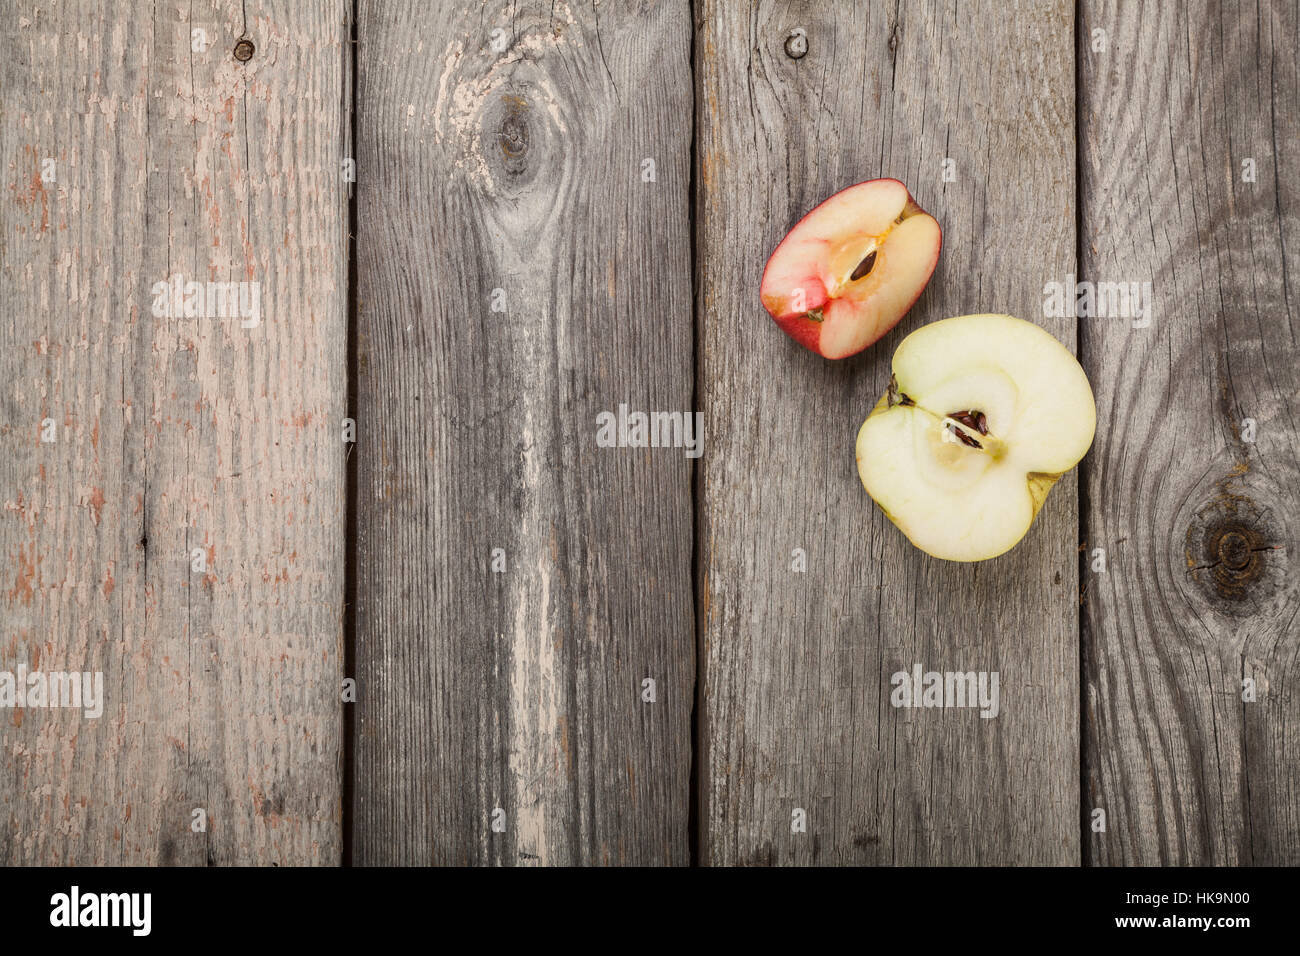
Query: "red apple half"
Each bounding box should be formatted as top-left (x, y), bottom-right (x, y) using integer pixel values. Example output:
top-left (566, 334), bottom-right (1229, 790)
top-left (760, 179), bottom-right (942, 359)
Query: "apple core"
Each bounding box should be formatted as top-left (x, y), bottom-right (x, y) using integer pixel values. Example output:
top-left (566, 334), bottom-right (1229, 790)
top-left (856, 314), bottom-right (1096, 561)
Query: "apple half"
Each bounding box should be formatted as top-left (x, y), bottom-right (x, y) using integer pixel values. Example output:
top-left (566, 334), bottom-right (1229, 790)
top-left (760, 179), bottom-right (941, 359)
top-left (855, 314), bottom-right (1096, 562)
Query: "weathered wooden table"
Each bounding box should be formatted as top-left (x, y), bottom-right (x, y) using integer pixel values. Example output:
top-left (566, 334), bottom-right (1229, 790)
top-left (2, 1), bottom-right (1296, 866)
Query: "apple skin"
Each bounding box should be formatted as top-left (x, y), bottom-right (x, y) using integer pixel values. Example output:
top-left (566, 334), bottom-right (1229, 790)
top-left (770, 288), bottom-right (829, 354)
top-left (760, 179), bottom-right (942, 359)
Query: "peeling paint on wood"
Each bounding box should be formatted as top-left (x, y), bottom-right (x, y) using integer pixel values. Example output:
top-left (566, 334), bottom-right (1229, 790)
top-left (0, 0), bottom-right (349, 865)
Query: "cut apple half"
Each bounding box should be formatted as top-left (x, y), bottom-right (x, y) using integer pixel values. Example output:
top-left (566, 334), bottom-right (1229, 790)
top-left (855, 314), bottom-right (1096, 562)
top-left (760, 179), bottom-right (942, 359)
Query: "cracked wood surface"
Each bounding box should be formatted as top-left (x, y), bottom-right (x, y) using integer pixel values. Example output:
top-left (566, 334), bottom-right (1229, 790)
top-left (351, 0), bottom-right (695, 864)
top-left (1, 0), bottom-right (350, 864)
top-left (2, 0), bottom-right (1296, 867)
top-left (695, 0), bottom-right (1079, 864)
top-left (1079, 0), bottom-right (1300, 864)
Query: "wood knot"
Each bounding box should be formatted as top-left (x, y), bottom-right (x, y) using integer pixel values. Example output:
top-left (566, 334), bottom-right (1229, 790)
top-left (784, 29), bottom-right (808, 59)
top-left (1216, 529), bottom-right (1254, 571)
top-left (1204, 521), bottom-right (1268, 591)
top-left (1176, 459), bottom-right (1294, 622)
top-left (1186, 499), bottom-right (1281, 604)
top-left (471, 80), bottom-right (563, 200)
top-left (498, 94), bottom-right (530, 175)
top-left (233, 38), bottom-right (255, 62)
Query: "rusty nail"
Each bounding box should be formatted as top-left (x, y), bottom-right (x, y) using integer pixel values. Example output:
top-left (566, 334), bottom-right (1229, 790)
top-left (233, 38), bottom-right (255, 62)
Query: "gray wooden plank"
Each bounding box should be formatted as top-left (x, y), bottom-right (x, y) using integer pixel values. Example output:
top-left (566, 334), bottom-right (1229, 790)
top-left (696, 0), bottom-right (1080, 865)
top-left (353, 0), bottom-right (694, 865)
top-left (0, 0), bottom-right (349, 864)
top-left (1080, 0), bottom-right (1300, 864)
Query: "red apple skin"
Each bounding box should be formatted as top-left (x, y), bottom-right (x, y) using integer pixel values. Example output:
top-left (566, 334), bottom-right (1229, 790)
top-left (760, 179), bottom-right (942, 359)
top-left (771, 294), bottom-right (827, 353)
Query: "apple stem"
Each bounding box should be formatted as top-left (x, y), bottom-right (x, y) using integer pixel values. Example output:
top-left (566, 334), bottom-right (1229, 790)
top-left (885, 374), bottom-right (916, 408)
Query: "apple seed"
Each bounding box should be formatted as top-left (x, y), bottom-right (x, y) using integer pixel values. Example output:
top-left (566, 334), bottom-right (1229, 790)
top-left (948, 410), bottom-right (978, 430)
top-left (946, 424), bottom-right (983, 449)
top-left (946, 409), bottom-right (990, 436)
top-left (850, 250), bottom-right (878, 281)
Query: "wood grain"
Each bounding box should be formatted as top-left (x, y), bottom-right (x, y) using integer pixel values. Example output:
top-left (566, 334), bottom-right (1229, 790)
top-left (353, 0), bottom-right (695, 865)
top-left (1079, 0), bottom-right (1300, 864)
top-left (3, 0), bottom-right (1296, 870)
top-left (0, 0), bottom-right (349, 864)
top-left (696, 0), bottom-right (1080, 865)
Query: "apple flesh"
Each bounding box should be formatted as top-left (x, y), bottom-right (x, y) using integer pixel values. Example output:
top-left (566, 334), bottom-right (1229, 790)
top-left (855, 314), bottom-right (1095, 562)
top-left (760, 179), bottom-right (941, 359)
